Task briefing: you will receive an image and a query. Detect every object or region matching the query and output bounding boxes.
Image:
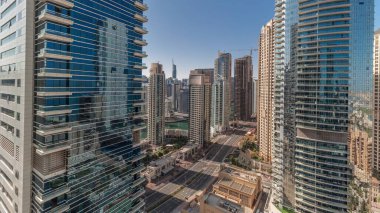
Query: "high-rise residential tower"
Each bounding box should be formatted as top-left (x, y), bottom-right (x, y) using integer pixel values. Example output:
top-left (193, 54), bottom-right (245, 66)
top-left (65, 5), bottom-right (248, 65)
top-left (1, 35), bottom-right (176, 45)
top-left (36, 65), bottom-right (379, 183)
top-left (191, 69), bottom-right (214, 84)
top-left (252, 78), bottom-right (258, 118)
top-left (373, 29), bottom-right (380, 173)
top-left (271, 0), bottom-right (298, 209)
top-left (147, 63), bottom-right (165, 145)
top-left (372, 27), bottom-right (380, 213)
top-left (189, 72), bottom-right (212, 146)
top-left (258, 20), bottom-right (274, 164)
top-left (0, 0), bottom-right (148, 212)
top-left (234, 56), bottom-right (253, 121)
top-left (295, 1), bottom-right (373, 212)
top-left (178, 87), bottom-right (189, 114)
top-left (212, 52), bottom-right (232, 134)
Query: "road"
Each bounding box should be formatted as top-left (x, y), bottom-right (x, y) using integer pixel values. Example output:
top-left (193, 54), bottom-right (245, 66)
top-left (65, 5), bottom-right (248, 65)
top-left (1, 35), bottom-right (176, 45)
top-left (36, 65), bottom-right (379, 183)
top-left (146, 134), bottom-right (242, 212)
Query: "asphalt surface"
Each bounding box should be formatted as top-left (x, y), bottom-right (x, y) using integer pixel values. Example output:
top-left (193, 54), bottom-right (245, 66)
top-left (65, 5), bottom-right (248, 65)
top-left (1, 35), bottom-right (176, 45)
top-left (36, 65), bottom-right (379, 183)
top-left (146, 134), bottom-right (242, 213)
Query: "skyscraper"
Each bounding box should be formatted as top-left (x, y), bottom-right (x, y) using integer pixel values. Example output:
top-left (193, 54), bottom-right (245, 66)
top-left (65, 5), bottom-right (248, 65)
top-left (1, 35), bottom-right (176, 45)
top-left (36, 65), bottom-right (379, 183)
top-left (147, 63), bottom-right (166, 145)
top-left (295, 1), bottom-right (373, 212)
top-left (252, 78), bottom-right (258, 118)
top-left (212, 52), bottom-right (232, 134)
top-left (234, 56), bottom-right (253, 121)
top-left (178, 87), bottom-right (189, 114)
top-left (258, 20), bottom-right (274, 164)
top-left (172, 60), bottom-right (177, 79)
top-left (272, 0), bottom-right (298, 209)
top-left (0, 0), bottom-right (148, 212)
top-left (373, 29), bottom-right (380, 173)
top-left (371, 28), bottom-right (380, 212)
top-left (191, 69), bottom-right (214, 84)
top-left (189, 72), bottom-right (212, 146)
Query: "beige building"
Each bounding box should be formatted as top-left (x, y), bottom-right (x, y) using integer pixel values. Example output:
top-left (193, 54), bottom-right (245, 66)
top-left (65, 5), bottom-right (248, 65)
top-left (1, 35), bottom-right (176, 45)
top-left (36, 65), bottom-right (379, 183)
top-left (257, 20), bottom-right (274, 163)
top-left (373, 28), bottom-right (380, 212)
top-left (148, 63), bottom-right (166, 145)
top-left (189, 72), bottom-right (212, 146)
top-left (200, 165), bottom-right (262, 213)
top-left (144, 154), bottom-right (176, 182)
top-left (374, 29), bottom-right (380, 171)
top-left (349, 130), bottom-right (371, 181)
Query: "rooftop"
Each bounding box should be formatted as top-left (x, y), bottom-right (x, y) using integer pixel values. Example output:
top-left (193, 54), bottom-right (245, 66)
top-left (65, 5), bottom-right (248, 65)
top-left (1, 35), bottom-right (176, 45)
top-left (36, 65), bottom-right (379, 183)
top-left (149, 155), bottom-right (175, 167)
top-left (179, 143), bottom-right (198, 153)
top-left (215, 166), bottom-right (261, 196)
top-left (204, 192), bottom-right (244, 213)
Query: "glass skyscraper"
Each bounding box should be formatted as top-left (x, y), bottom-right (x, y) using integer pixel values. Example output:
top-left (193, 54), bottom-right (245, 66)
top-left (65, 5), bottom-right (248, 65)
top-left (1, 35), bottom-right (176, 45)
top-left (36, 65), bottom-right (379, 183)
top-left (211, 52), bottom-right (232, 134)
top-left (0, 0), bottom-right (148, 212)
top-left (272, 0), bottom-right (298, 208)
top-left (295, 0), bottom-right (373, 212)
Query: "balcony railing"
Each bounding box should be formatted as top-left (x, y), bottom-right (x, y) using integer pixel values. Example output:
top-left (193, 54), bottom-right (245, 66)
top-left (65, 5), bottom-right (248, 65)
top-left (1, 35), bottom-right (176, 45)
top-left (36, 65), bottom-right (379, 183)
top-left (134, 1), bottom-right (148, 11)
top-left (38, 9), bottom-right (73, 26)
top-left (134, 14), bottom-right (148, 22)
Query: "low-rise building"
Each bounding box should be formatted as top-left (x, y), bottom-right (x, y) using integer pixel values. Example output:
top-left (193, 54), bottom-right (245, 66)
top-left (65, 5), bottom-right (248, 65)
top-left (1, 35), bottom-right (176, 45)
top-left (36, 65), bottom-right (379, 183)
top-left (214, 166), bottom-right (262, 208)
top-left (144, 154), bottom-right (176, 182)
top-left (179, 143), bottom-right (199, 160)
top-left (371, 177), bottom-right (380, 212)
top-left (200, 165), bottom-right (262, 213)
top-left (201, 192), bottom-right (247, 213)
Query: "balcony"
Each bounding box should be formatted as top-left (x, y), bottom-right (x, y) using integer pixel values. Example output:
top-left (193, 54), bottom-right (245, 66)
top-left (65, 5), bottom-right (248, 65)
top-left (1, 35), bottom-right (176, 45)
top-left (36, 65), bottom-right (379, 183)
top-left (130, 165), bottom-right (145, 176)
top-left (130, 189), bottom-right (145, 202)
top-left (133, 51), bottom-right (147, 58)
top-left (37, 48), bottom-right (73, 61)
top-left (35, 143), bottom-right (71, 156)
top-left (38, 10), bottom-right (73, 26)
top-left (134, 1), bottom-right (148, 11)
top-left (33, 167), bottom-right (66, 180)
top-left (133, 100), bottom-right (146, 107)
top-left (134, 39), bottom-right (148, 46)
top-left (133, 77), bottom-right (146, 82)
top-left (47, 203), bottom-right (70, 213)
top-left (134, 14), bottom-right (148, 23)
top-left (130, 199), bottom-right (145, 213)
top-left (133, 63), bottom-right (148, 70)
top-left (37, 29), bottom-right (73, 43)
top-left (36, 124), bottom-right (72, 136)
top-left (34, 186), bottom-right (69, 204)
top-left (131, 153), bottom-right (145, 162)
top-left (36, 68), bottom-right (72, 78)
top-left (36, 109), bottom-right (72, 117)
top-left (134, 26), bottom-right (148, 34)
top-left (131, 177), bottom-right (145, 188)
top-left (133, 89), bottom-right (145, 94)
top-left (133, 124), bottom-right (146, 131)
top-left (36, 91), bottom-right (73, 97)
top-left (40, 0), bottom-right (74, 8)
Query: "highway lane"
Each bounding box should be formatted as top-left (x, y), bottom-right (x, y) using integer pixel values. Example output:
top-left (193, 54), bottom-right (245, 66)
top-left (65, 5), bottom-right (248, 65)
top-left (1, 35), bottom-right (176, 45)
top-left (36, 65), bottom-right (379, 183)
top-left (148, 134), bottom-right (242, 212)
top-left (145, 161), bottom-right (206, 208)
top-left (146, 135), bottom-right (232, 208)
top-left (151, 165), bottom-right (217, 213)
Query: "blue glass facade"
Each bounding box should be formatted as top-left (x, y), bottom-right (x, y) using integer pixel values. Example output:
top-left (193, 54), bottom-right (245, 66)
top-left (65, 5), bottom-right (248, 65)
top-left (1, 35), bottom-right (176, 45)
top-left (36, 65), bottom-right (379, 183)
top-left (295, 0), bottom-right (374, 212)
top-left (32, 0), bottom-right (147, 212)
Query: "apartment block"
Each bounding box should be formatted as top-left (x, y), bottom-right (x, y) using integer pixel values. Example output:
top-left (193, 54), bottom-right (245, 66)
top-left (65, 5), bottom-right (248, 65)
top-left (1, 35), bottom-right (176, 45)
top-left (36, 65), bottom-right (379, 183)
top-left (234, 56), bottom-right (253, 121)
top-left (189, 72), bottom-right (212, 146)
top-left (147, 63), bottom-right (165, 145)
top-left (258, 20), bottom-right (274, 164)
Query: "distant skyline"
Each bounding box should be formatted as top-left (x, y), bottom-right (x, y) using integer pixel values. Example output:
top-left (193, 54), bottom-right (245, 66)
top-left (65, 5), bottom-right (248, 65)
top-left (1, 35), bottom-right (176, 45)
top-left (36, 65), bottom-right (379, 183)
top-left (144, 0), bottom-right (380, 80)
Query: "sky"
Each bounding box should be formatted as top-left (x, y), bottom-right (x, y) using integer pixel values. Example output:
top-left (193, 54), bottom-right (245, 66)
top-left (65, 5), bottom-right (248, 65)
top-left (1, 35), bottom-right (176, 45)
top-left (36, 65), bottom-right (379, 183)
top-left (143, 0), bottom-right (380, 80)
